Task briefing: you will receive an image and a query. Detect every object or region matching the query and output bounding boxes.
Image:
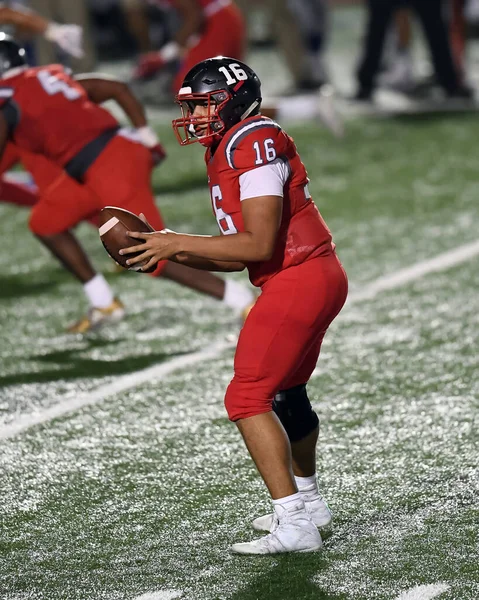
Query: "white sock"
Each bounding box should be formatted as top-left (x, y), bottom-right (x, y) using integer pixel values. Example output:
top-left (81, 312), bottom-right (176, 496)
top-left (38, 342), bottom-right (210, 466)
top-left (295, 475), bottom-right (318, 491)
top-left (276, 95), bottom-right (318, 123)
top-left (272, 492), bottom-right (305, 518)
top-left (83, 274), bottom-right (114, 309)
top-left (223, 279), bottom-right (254, 312)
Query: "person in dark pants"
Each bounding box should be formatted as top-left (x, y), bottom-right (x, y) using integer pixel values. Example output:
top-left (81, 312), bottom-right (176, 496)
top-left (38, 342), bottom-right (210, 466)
top-left (355, 0), bottom-right (471, 100)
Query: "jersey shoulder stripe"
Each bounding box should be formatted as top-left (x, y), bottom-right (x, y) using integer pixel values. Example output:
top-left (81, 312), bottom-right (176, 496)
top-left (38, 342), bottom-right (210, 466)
top-left (224, 117), bottom-right (282, 169)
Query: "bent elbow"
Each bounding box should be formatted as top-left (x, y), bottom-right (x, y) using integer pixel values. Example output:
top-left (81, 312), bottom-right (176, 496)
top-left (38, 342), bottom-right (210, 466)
top-left (232, 263), bottom-right (246, 272)
top-left (257, 241), bottom-right (275, 261)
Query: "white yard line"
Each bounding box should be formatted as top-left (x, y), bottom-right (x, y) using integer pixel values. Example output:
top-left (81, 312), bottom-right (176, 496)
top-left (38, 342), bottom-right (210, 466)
top-left (347, 240), bottom-right (479, 303)
top-left (133, 591), bottom-right (183, 600)
top-left (393, 583), bottom-right (450, 600)
top-left (0, 340), bottom-right (234, 442)
top-left (1, 240), bottom-right (478, 442)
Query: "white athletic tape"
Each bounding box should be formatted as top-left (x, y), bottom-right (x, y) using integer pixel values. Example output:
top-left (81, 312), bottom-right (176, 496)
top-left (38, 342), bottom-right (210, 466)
top-left (98, 217), bottom-right (119, 237)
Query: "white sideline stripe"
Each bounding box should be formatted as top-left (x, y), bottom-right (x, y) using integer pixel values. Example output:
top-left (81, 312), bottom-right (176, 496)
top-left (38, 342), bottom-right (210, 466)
top-left (347, 239), bottom-right (479, 303)
top-left (133, 590), bottom-right (182, 600)
top-left (0, 340), bottom-right (234, 442)
top-left (98, 216), bottom-right (119, 237)
top-left (0, 240), bottom-right (478, 442)
top-left (393, 583), bottom-right (450, 600)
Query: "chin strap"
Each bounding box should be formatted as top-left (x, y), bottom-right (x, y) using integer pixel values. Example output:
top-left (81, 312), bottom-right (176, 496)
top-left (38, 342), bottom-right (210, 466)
top-left (241, 100), bottom-right (260, 120)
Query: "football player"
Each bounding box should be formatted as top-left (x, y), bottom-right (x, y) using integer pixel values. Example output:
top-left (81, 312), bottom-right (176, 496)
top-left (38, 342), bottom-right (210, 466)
top-left (0, 37), bottom-right (254, 332)
top-left (133, 0), bottom-right (245, 94)
top-left (122, 57), bottom-right (348, 554)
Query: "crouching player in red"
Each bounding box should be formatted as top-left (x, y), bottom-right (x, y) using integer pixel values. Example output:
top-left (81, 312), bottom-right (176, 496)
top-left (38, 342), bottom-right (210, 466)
top-left (0, 37), bottom-right (255, 332)
top-left (121, 57), bottom-right (348, 554)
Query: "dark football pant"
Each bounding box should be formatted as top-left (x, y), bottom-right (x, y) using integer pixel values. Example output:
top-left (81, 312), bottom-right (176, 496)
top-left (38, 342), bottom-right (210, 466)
top-left (357, 0), bottom-right (462, 95)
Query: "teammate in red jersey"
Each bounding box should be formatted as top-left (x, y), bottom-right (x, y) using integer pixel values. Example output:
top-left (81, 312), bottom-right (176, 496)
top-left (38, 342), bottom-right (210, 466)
top-left (122, 57), bottom-right (348, 554)
top-left (0, 38), bottom-right (254, 332)
top-left (133, 0), bottom-right (245, 93)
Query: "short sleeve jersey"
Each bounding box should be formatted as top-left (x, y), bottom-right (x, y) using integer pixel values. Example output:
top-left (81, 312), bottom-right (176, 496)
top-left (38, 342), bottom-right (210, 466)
top-left (0, 65), bottom-right (119, 167)
top-left (206, 115), bottom-right (334, 287)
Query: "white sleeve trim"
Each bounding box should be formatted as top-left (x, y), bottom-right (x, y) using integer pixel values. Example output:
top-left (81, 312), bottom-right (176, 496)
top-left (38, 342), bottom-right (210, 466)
top-left (239, 158), bottom-right (290, 201)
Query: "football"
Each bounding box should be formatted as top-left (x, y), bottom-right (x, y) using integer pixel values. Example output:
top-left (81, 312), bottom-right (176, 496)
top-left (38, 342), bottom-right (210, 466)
top-left (98, 206), bottom-right (156, 273)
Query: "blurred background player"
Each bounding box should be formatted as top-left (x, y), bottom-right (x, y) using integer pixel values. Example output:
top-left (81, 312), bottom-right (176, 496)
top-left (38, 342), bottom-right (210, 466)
top-left (355, 0), bottom-right (472, 102)
top-left (237, 0), bottom-right (327, 92)
top-left (0, 3), bottom-right (85, 209)
top-left (132, 0), bottom-right (245, 95)
top-left (235, 0), bottom-right (343, 136)
top-left (0, 35), bottom-right (254, 332)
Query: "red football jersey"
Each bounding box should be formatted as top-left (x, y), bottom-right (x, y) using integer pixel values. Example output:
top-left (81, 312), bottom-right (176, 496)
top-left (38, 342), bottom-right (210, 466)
top-left (0, 65), bottom-right (119, 167)
top-left (206, 115), bottom-right (334, 287)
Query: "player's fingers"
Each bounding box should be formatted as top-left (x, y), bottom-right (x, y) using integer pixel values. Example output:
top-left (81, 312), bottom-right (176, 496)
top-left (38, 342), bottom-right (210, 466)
top-left (141, 258), bottom-right (158, 272)
top-left (126, 231), bottom-right (148, 240)
top-left (119, 244), bottom-right (145, 255)
top-left (125, 247), bottom-right (157, 265)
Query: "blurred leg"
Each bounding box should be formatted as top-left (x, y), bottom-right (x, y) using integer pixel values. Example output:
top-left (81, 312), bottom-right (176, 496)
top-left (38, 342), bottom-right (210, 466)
top-left (265, 0), bottom-right (315, 89)
top-left (412, 0), bottom-right (462, 93)
top-left (121, 0), bottom-right (152, 52)
top-left (356, 0), bottom-right (398, 97)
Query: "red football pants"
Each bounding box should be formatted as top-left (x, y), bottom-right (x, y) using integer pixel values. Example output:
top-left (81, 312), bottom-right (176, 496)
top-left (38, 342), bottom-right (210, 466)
top-left (28, 136), bottom-right (167, 276)
top-left (173, 3), bottom-right (246, 93)
top-left (1, 146), bottom-right (99, 226)
top-left (224, 254), bottom-right (348, 421)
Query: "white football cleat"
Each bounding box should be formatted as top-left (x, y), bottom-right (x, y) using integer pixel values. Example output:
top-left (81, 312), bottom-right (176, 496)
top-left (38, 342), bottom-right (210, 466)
top-left (252, 494), bottom-right (332, 533)
top-left (232, 502), bottom-right (322, 555)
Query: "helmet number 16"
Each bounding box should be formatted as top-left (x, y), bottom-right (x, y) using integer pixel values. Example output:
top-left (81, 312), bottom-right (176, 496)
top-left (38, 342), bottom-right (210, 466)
top-left (218, 63), bottom-right (248, 86)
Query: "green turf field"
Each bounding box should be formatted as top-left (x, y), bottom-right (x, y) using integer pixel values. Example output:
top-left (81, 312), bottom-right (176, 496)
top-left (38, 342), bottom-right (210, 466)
top-left (1, 105), bottom-right (478, 599)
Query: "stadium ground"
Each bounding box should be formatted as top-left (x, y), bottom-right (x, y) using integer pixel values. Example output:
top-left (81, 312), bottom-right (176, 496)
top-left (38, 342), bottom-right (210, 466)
top-left (1, 6), bottom-right (478, 600)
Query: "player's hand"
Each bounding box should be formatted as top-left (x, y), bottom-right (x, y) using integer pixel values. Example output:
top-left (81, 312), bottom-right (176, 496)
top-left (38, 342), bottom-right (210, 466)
top-left (133, 52), bottom-right (166, 80)
top-left (136, 126), bottom-right (167, 166)
top-left (45, 23), bottom-right (84, 58)
top-left (120, 229), bottom-right (180, 271)
top-left (150, 142), bottom-right (167, 166)
top-left (133, 42), bottom-right (181, 80)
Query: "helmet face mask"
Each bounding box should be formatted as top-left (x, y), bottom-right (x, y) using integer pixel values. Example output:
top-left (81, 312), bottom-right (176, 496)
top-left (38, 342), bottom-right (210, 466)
top-left (172, 57), bottom-right (262, 148)
top-left (173, 90), bottom-right (231, 147)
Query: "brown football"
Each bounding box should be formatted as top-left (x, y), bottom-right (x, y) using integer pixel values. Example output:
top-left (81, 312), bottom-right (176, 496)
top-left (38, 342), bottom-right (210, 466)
top-left (98, 206), bottom-right (156, 273)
